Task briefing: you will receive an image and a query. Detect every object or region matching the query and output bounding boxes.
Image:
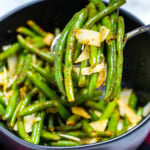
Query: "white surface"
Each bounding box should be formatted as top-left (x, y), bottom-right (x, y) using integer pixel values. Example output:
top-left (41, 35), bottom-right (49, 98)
top-left (0, 0), bottom-right (150, 24)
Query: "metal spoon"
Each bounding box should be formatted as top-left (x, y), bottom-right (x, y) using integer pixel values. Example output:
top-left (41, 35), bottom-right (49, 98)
top-left (124, 24), bottom-right (150, 46)
top-left (51, 24), bottom-right (150, 52)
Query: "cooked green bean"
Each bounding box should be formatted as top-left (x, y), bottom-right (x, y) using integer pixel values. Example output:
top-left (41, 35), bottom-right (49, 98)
top-left (51, 140), bottom-right (80, 146)
top-left (85, 100), bottom-right (106, 111)
top-left (27, 20), bottom-right (47, 37)
top-left (102, 16), bottom-right (116, 101)
top-left (113, 16), bottom-right (125, 98)
top-left (17, 26), bottom-right (37, 37)
top-left (88, 42), bottom-right (104, 96)
top-left (4, 87), bottom-right (19, 120)
top-left (48, 114), bottom-right (55, 132)
top-left (0, 43), bottom-right (21, 61)
top-left (9, 101), bottom-right (23, 128)
top-left (84, 0), bottom-right (126, 28)
top-left (128, 93), bottom-right (138, 110)
top-left (0, 103), bottom-right (5, 116)
top-left (0, 91), bottom-right (7, 106)
top-left (20, 101), bottom-right (58, 116)
top-left (17, 54), bottom-right (32, 85)
top-left (100, 100), bottom-right (116, 119)
top-left (137, 107), bottom-right (143, 116)
top-left (31, 63), bottom-right (56, 86)
top-left (57, 103), bottom-right (70, 120)
top-left (17, 35), bottom-right (54, 63)
top-left (89, 109), bottom-right (99, 121)
top-left (54, 14), bottom-right (76, 96)
top-left (66, 115), bottom-right (81, 126)
top-left (107, 110), bottom-right (120, 134)
top-left (56, 122), bottom-right (82, 131)
top-left (41, 129), bottom-right (60, 140)
top-left (31, 112), bottom-right (45, 144)
top-left (19, 88), bottom-right (38, 114)
top-left (82, 119), bottom-right (95, 137)
top-left (64, 8), bottom-right (88, 102)
top-left (17, 51), bottom-right (27, 74)
top-left (27, 71), bottom-right (58, 98)
top-left (17, 118), bottom-right (33, 143)
top-left (66, 131), bottom-right (87, 138)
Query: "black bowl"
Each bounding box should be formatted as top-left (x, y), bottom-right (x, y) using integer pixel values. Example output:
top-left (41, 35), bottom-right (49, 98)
top-left (0, 0), bottom-right (150, 150)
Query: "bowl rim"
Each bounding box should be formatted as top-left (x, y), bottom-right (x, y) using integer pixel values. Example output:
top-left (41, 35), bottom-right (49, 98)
top-left (0, 0), bottom-right (149, 149)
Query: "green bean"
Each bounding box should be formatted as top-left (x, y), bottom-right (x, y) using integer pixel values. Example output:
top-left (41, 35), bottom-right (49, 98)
top-left (78, 4), bottom-right (96, 88)
top-left (64, 8), bottom-right (88, 102)
top-left (16, 51), bottom-right (27, 75)
top-left (41, 129), bottom-right (60, 140)
top-left (109, 0), bottom-right (119, 35)
top-left (17, 26), bottom-right (37, 37)
top-left (0, 91), bottom-right (7, 106)
top-left (82, 119), bottom-right (96, 137)
top-left (17, 35), bottom-right (54, 63)
top-left (57, 115), bottom-right (65, 126)
top-left (62, 89), bottom-right (102, 106)
top-left (123, 117), bottom-right (130, 129)
top-left (56, 122), bottom-right (82, 131)
top-left (88, 3), bottom-right (100, 97)
top-left (28, 36), bottom-right (46, 48)
top-left (67, 130), bottom-right (112, 138)
top-left (57, 103), bottom-right (70, 120)
top-left (89, 109), bottom-right (99, 121)
top-left (9, 101), bottom-right (23, 128)
top-left (51, 140), bottom-right (80, 146)
top-left (17, 54), bottom-right (32, 85)
top-left (19, 88), bottom-right (38, 114)
top-left (137, 107), bottom-right (143, 116)
top-left (0, 61), bottom-right (6, 72)
top-left (85, 100), bottom-right (106, 111)
top-left (31, 63), bottom-right (55, 86)
top-left (31, 92), bottom-right (46, 144)
top-left (17, 118), bottom-right (33, 143)
top-left (0, 43), bottom-right (21, 61)
top-left (113, 16), bottom-right (125, 98)
top-left (88, 3), bottom-right (98, 67)
top-left (48, 114), bottom-right (55, 132)
top-left (0, 103), bottom-right (5, 116)
top-left (102, 16), bottom-right (116, 101)
top-left (107, 110), bottom-right (120, 134)
top-left (66, 131), bottom-right (87, 138)
top-left (88, 42), bottom-right (104, 97)
top-left (100, 100), bottom-right (116, 119)
top-left (31, 112), bottom-right (45, 144)
top-left (54, 14), bottom-right (76, 96)
top-left (78, 54), bottom-right (89, 87)
top-left (20, 101), bottom-right (58, 116)
top-left (27, 71), bottom-right (58, 98)
top-left (109, 0), bottom-right (119, 99)
top-left (66, 115), bottom-right (81, 126)
top-left (84, 0), bottom-right (126, 28)
top-left (128, 93), bottom-right (138, 110)
top-left (97, 131), bottom-right (114, 137)
top-left (27, 20), bottom-right (47, 37)
top-left (117, 118), bottom-right (129, 136)
top-left (4, 88), bottom-right (19, 120)
top-left (73, 42), bottom-right (82, 62)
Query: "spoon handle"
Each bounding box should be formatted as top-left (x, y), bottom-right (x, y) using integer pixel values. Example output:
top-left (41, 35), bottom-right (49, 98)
top-left (125, 24), bottom-right (150, 41)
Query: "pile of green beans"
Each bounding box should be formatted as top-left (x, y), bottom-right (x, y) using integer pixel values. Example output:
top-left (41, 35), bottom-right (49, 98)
top-left (0, 0), bottom-right (147, 147)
